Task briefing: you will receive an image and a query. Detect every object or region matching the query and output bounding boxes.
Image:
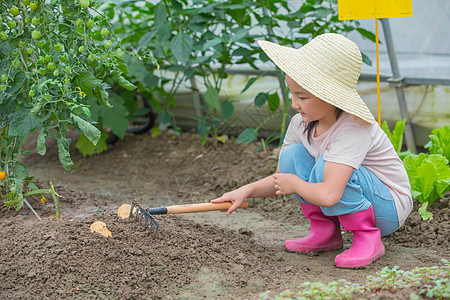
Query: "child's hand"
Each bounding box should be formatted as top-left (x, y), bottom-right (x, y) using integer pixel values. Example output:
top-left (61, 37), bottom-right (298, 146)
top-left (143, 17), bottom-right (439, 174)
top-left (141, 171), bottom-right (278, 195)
top-left (211, 188), bottom-right (248, 216)
top-left (273, 173), bottom-right (300, 196)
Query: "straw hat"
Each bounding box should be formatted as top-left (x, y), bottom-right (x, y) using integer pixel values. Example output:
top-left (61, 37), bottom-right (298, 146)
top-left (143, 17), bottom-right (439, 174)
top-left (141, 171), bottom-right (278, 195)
top-left (258, 33), bottom-right (376, 124)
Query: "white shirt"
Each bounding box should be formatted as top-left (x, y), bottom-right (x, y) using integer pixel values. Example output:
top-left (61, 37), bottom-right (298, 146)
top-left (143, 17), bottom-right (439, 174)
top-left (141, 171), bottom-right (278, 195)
top-left (281, 112), bottom-right (412, 226)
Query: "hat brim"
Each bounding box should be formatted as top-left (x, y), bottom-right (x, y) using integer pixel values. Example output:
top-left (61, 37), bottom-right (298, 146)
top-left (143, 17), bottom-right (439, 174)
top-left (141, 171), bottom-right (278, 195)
top-left (258, 40), bottom-right (376, 125)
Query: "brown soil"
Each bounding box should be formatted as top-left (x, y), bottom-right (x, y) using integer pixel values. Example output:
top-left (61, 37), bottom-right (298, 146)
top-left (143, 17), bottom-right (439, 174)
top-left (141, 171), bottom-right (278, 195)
top-left (1, 130), bottom-right (449, 299)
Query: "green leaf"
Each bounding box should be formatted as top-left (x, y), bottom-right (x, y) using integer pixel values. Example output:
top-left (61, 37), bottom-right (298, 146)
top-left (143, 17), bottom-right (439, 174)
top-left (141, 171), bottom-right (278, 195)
top-left (230, 28), bottom-right (249, 42)
top-left (197, 120), bottom-right (209, 138)
top-left (204, 86), bottom-right (220, 111)
top-left (425, 125), bottom-right (450, 163)
top-left (71, 114), bottom-right (101, 145)
top-left (8, 109), bottom-right (40, 137)
top-left (154, 1), bottom-right (167, 29)
top-left (418, 202), bottom-right (433, 221)
top-left (144, 74), bottom-right (159, 89)
top-left (240, 77), bottom-right (258, 94)
top-left (97, 87), bottom-right (113, 108)
top-left (157, 23), bottom-right (172, 42)
top-left (237, 128), bottom-right (258, 144)
top-left (221, 100), bottom-right (234, 120)
top-left (57, 137), bottom-right (76, 171)
top-left (37, 128), bottom-right (47, 155)
top-left (357, 27), bottom-right (377, 42)
top-left (381, 119), bottom-right (405, 153)
top-left (99, 93), bottom-right (130, 139)
top-left (76, 130), bottom-right (108, 156)
top-left (418, 161), bottom-right (438, 201)
top-left (254, 92), bottom-right (268, 108)
top-left (117, 75), bottom-right (137, 91)
top-left (203, 37), bottom-right (222, 50)
top-left (361, 52), bottom-right (372, 66)
top-left (268, 92), bottom-right (280, 112)
top-left (76, 72), bottom-right (102, 95)
top-left (171, 31), bottom-right (193, 65)
top-left (12, 164), bottom-right (28, 179)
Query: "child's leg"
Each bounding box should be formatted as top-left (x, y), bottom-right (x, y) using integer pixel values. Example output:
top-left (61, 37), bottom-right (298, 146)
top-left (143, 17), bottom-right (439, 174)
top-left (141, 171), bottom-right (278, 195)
top-left (310, 157), bottom-right (399, 237)
top-left (279, 144), bottom-right (343, 253)
top-left (278, 143), bottom-right (315, 203)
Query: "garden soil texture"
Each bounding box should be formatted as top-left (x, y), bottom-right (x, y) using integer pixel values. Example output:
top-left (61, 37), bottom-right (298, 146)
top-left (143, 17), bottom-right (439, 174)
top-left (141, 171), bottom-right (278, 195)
top-left (1, 131), bottom-right (449, 299)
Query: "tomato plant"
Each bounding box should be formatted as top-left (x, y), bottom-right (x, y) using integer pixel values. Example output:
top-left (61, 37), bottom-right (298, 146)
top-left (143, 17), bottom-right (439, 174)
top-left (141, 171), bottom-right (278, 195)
top-left (0, 0), bottom-right (137, 216)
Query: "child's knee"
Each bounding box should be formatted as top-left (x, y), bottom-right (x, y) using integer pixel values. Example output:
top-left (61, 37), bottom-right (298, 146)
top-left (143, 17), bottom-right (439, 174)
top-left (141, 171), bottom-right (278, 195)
top-left (279, 144), bottom-right (309, 173)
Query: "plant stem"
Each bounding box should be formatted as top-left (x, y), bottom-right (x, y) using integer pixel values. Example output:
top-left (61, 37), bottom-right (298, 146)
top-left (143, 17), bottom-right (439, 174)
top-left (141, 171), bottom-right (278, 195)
top-left (50, 182), bottom-right (61, 219)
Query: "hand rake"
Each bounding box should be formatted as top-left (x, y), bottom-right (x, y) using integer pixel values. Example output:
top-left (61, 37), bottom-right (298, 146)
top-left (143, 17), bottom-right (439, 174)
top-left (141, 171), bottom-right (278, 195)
top-left (118, 200), bottom-right (249, 233)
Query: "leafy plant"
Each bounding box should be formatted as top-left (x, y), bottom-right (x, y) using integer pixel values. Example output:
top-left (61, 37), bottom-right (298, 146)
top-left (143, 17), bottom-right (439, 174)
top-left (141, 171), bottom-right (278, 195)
top-left (104, 0), bottom-right (376, 147)
top-left (0, 0), bottom-right (134, 215)
top-left (260, 259), bottom-right (450, 299)
top-left (425, 125), bottom-right (450, 165)
top-left (403, 153), bottom-right (450, 220)
top-left (381, 119), bottom-right (405, 153)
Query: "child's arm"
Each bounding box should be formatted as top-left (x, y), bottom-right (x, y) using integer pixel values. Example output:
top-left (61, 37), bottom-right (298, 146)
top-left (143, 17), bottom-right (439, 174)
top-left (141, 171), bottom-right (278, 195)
top-left (211, 166), bottom-right (280, 215)
top-left (273, 161), bottom-right (353, 207)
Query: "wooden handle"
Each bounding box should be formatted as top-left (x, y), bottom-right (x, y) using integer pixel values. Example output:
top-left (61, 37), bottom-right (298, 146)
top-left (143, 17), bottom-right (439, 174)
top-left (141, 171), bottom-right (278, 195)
top-left (166, 201), bottom-right (248, 214)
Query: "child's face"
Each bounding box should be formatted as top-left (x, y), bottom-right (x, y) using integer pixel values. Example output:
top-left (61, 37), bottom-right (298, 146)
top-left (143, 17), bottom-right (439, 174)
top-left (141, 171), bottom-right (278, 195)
top-left (286, 75), bottom-right (336, 124)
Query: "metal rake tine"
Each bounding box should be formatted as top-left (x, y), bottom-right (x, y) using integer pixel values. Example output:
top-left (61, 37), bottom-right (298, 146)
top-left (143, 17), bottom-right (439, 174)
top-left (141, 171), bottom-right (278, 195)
top-left (130, 202), bottom-right (159, 233)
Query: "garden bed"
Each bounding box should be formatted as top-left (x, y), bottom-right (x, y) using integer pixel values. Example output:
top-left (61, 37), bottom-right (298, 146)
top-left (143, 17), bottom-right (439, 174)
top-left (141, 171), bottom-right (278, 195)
top-left (1, 131), bottom-right (448, 299)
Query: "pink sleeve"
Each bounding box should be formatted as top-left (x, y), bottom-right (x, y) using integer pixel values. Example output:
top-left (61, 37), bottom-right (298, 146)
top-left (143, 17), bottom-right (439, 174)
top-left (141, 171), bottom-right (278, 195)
top-left (323, 124), bottom-right (373, 169)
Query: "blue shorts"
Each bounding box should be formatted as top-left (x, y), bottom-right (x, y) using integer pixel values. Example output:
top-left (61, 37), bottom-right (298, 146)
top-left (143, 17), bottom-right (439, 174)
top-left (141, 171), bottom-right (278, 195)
top-left (279, 143), bottom-right (399, 237)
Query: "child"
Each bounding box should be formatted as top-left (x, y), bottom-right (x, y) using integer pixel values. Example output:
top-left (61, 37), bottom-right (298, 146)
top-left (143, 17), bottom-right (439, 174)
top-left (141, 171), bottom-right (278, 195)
top-left (212, 33), bottom-right (412, 268)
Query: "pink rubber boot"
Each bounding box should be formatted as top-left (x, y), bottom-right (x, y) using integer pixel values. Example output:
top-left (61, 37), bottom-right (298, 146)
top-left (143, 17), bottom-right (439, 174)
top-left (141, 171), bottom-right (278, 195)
top-left (285, 203), bottom-right (343, 253)
top-left (335, 206), bottom-right (385, 268)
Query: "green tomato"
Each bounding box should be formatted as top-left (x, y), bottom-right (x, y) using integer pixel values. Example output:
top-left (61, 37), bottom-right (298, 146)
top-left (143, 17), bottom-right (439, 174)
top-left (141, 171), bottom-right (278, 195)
top-left (0, 32), bottom-right (7, 41)
top-left (38, 67), bottom-right (47, 75)
top-left (37, 40), bottom-right (45, 48)
top-left (75, 18), bottom-right (83, 27)
top-left (65, 66), bottom-right (71, 74)
top-left (1, 74), bottom-right (7, 82)
top-left (31, 17), bottom-right (40, 26)
top-left (19, 41), bottom-right (26, 48)
top-left (26, 47), bottom-right (33, 54)
top-left (45, 54), bottom-right (52, 63)
top-left (53, 69), bottom-right (60, 76)
top-left (9, 5), bottom-right (20, 16)
top-left (115, 49), bottom-right (124, 59)
top-left (100, 28), bottom-right (110, 38)
top-left (79, 0), bottom-right (90, 9)
top-left (29, 90), bottom-right (35, 97)
top-left (53, 43), bottom-right (63, 51)
top-left (25, 17), bottom-right (31, 24)
top-left (88, 53), bottom-right (95, 62)
top-left (23, 0), bottom-right (31, 5)
top-left (32, 30), bottom-right (41, 40)
top-left (86, 19), bottom-right (94, 28)
top-left (0, 84), bottom-right (7, 92)
top-left (37, 56), bottom-right (45, 64)
top-left (97, 14), bottom-right (105, 21)
top-left (104, 40), bottom-right (112, 49)
top-left (78, 45), bottom-right (85, 53)
top-left (59, 53), bottom-right (68, 62)
top-left (13, 60), bottom-right (20, 69)
top-left (47, 62), bottom-right (56, 71)
top-left (30, 2), bottom-right (38, 10)
top-left (7, 20), bottom-right (17, 29)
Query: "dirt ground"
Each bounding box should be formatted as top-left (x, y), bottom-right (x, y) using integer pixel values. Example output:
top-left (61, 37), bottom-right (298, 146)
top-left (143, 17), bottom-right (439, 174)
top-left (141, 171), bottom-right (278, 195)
top-left (1, 129), bottom-right (449, 299)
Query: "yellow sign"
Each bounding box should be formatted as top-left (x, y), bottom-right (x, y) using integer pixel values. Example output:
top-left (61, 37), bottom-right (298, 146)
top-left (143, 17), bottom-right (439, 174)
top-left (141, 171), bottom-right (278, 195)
top-left (338, 0), bottom-right (413, 20)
